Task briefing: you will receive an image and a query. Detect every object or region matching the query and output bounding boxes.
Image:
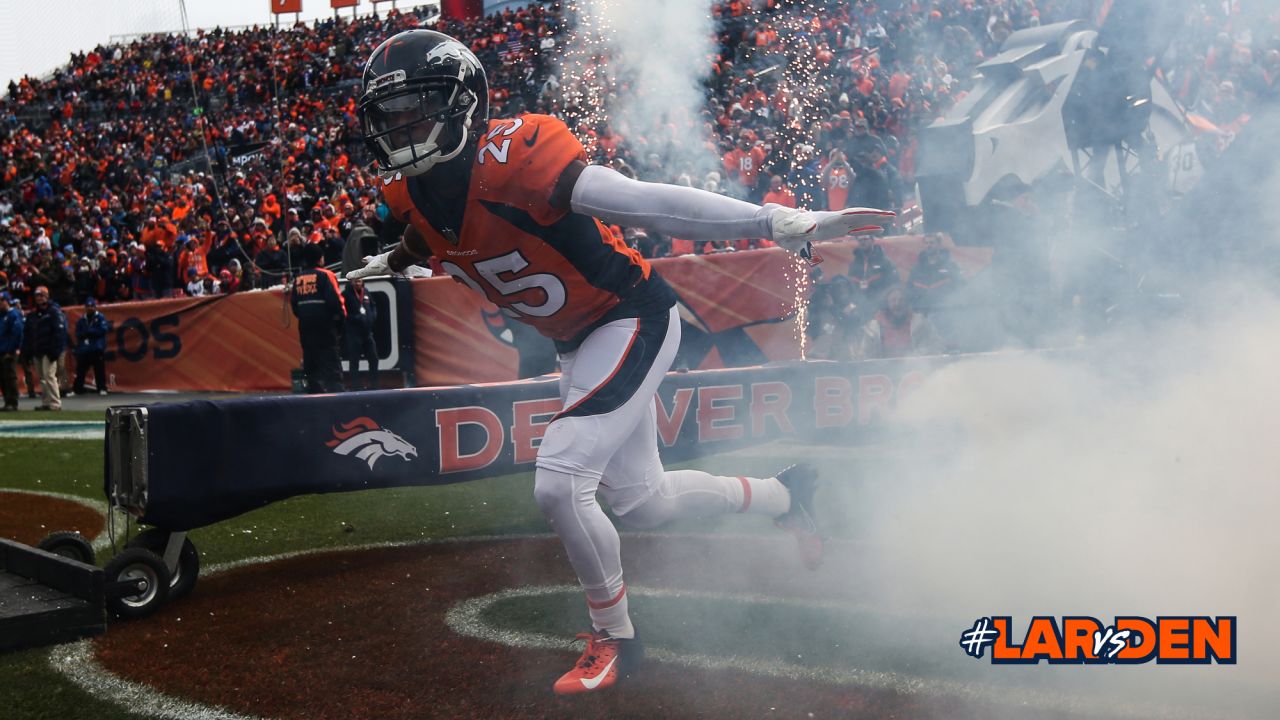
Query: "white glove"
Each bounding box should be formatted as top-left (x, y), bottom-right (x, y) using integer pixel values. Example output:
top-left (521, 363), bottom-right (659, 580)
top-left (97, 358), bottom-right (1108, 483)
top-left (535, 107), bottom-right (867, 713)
top-left (770, 206), bottom-right (896, 255)
top-left (345, 251), bottom-right (400, 280)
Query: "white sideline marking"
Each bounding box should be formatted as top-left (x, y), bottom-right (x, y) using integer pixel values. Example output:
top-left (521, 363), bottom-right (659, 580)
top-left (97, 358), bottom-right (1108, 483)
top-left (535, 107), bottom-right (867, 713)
top-left (1, 488), bottom-right (112, 552)
top-left (444, 585), bottom-right (1197, 720)
top-left (0, 419), bottom-right (103, 440)
top-left (49, 642), bottom-right (261, 720)
top-left (46, 533), bottom-right (1195, 720)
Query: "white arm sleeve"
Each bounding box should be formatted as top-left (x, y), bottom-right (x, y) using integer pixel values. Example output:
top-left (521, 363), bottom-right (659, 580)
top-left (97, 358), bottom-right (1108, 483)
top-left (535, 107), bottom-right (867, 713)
top-left (569, 164), bottom-right (773, 241)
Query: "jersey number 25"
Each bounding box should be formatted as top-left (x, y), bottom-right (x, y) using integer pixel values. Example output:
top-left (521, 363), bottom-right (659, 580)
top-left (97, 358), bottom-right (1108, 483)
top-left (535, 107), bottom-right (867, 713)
top-left (441, 250), bottom-right (566, 317)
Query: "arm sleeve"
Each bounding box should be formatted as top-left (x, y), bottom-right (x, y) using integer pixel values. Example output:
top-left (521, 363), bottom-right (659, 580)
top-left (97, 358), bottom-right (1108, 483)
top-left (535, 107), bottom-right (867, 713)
top-left (569, 164), bottom-right (774, 241)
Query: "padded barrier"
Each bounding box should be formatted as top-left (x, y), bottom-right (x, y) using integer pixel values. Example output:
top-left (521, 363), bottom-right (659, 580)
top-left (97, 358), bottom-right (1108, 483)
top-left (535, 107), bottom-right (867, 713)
top-left (107, 355), bottom-right (951, 530)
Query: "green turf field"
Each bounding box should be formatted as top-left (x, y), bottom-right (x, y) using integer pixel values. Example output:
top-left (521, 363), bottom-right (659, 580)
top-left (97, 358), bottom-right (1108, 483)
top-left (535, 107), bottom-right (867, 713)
top-left (0, 428), bottom-right (892, 720)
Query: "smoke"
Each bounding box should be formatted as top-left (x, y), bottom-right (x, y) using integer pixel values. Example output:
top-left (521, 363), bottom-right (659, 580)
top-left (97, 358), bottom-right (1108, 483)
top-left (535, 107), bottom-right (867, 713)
top-left (558, 0), bottom-right (717, 179)
top-left (831, 117), bottom-right (1280, 720)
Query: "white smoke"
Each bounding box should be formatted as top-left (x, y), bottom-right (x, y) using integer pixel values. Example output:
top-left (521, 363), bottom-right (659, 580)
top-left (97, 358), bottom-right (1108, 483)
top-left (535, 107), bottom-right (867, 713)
top-left (842, 278), bottom-right (1280, 717)
top-left (559, 0), bottom-right (717, 178)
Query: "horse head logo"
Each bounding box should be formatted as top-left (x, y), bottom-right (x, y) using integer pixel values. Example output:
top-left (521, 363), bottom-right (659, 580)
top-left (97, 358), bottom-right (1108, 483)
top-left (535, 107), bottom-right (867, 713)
top-left (326, 417), bottom-right (418, 470)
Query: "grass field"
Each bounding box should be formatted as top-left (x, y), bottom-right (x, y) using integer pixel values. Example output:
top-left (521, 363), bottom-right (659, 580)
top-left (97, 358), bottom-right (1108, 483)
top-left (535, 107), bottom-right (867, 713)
top-left (12, 419), bottom-right (1267, 720)
top-left (1, 423), bottom-right (896, 720)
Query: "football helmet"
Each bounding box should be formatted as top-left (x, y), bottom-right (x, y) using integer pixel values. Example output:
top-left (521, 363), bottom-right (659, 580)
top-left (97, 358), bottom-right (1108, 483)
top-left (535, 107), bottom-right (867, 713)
top-left (359, 30), bottom-right (489, 177)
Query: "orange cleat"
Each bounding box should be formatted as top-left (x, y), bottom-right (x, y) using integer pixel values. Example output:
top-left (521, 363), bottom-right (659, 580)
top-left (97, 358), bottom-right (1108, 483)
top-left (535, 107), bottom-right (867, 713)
top-left (552, 630), bottom-right (643, 695)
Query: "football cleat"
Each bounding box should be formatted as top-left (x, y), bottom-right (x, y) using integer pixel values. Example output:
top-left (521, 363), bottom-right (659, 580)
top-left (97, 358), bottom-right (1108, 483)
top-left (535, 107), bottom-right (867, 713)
top-left (774, 463), bottom-right (824, 570)
top-left (553, 630), bottom-right (643, 695)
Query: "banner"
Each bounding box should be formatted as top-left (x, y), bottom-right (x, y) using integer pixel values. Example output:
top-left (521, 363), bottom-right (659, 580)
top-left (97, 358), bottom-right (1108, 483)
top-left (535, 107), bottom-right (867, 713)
top-left (65, 279), bottom-right (413, 392)
top-left (331, 0), bottom-right (358, 7)
top-left (65, 237), bottom-right (992, 392)
top-left (271, 0), bottom-right (302, 14)
top-left (112, 356), bottom-right (949, 530)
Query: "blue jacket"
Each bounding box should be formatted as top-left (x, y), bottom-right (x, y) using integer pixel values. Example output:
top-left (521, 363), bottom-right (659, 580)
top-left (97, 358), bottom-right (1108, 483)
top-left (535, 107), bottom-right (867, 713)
top-left (0, 307), bottom-right (22, 354)
top-left (29, 303), bottom-right (67, 358)
top-left (75, 311), bottom-right (110, 355)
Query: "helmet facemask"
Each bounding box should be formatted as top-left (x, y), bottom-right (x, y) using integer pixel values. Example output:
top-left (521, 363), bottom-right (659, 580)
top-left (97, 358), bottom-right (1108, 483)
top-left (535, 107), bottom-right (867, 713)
top-left (362, 78), bottom-right (478, 177)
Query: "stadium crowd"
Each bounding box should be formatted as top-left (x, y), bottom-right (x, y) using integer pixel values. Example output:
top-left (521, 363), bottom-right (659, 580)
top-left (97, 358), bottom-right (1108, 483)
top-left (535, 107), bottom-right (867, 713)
top-left (0, 0), bottom-right (1275, 321)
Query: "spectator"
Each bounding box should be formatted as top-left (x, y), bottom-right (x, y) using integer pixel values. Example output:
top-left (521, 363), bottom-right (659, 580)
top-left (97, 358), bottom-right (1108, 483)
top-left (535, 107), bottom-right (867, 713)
top-left (851, 285), bottom-right (944, 360)
top-left (28, 286), bottom-right (68, 411)
top-left (18, 302), bottom-right (37, 400)
top-left (72, 297), bottom-right (109, 396)
top-left (761, 174), bottom-right (797, 208)
top-left (341, 277), bottom-right (378, 391)
top-left (0, 0), bottom-right (1263, 285)
top-left (0, 291), bottom-right (22, 411)
top-left (822, 149), bottom-right (856, 210)
top-left (200, 274), bottom-right (220, 296)
top-left (846, 232), bottom-right (898, 315)
top-left (218, 269), bottom-right (239, 294)
top-left (846, 117), bottom-right (894, 210)
top-left (254, 235), bottom-right (289, 288)
top-left (224, 260), bottom-right (245, 293)
top-left (806, 275), bottom-right (861, 361)
top-left (907, 233), bottom-right (962, 314)
top-left (184, 267), bottom-right (205, 297)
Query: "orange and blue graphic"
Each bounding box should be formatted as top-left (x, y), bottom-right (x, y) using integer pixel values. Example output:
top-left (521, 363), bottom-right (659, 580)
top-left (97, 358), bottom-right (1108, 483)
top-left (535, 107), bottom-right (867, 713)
top-left (959, 616), bottom-right (1236, 664)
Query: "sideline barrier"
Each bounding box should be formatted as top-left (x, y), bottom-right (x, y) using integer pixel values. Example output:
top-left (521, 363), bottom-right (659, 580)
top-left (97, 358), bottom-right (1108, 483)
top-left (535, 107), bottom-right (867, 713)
top-left (67, 238), bottom-right (993, 392)
top-left (63, 279), bottom-right (415, 392)
top-left (106, 356), bottom-right (944, 531)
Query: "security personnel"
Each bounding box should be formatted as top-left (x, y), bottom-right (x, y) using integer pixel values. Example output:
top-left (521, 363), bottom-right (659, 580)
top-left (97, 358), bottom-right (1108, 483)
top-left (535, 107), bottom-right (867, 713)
top-left (289, 244), bottom-right (346, 393)
top-left (72, 297), bottom-right (110, 396)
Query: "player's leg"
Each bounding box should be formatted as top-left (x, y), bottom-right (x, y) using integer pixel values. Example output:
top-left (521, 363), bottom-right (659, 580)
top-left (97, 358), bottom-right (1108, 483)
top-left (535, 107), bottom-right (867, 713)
top-left (601, 403), bottom-right (792, 529)
top-left (597, 397), bottom-right (823, 567)
top-left (535, 308), bottom-right (678, 694)
top-left (534, 309), bottom-right (678, 635)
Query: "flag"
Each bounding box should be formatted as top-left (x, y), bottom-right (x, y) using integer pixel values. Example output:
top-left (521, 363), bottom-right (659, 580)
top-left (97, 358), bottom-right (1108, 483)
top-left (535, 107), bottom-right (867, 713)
top-left (501, 39), bottom-right (523, 59)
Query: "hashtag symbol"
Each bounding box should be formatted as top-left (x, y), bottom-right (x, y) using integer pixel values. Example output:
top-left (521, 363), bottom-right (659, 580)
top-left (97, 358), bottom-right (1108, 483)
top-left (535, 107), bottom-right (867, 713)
top-left (959, 617), bottom-right (1000, 659)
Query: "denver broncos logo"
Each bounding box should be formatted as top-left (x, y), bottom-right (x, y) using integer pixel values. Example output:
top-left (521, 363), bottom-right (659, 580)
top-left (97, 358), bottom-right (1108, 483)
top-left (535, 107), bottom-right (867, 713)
top-left (325, 417), bottom-right (418, 470)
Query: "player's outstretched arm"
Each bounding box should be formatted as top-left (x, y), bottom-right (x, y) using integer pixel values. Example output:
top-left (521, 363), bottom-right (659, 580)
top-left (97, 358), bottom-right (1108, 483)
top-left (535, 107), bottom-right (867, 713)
top-left (346, 224), bottom-right (430, 279)
top-left (554, 161), bottom-right (894, 255)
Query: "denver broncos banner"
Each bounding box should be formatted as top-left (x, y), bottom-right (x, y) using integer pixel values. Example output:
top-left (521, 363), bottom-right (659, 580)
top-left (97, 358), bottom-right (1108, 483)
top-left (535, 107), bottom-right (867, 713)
top-left (64, 279), bottom-right (414, 392)
top-left (68, 237), bottom-right (991, 392)
top-left (64, 292), bottom-right (298, 392)
top-left (110, 355), bottom-right (947, 530)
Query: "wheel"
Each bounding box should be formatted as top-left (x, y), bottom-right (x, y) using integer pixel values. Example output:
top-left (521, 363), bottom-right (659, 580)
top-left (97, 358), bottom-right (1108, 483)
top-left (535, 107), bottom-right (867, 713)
top-left (126, 529), bottom-right (200, 601)
top-left (37, 531), bottom-right (96, 565)
top-left (104, 548), bottom-right (171, 620)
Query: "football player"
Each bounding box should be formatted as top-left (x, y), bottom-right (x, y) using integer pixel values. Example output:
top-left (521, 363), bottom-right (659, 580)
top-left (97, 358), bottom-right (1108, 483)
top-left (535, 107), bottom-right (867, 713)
top-left (348, 29), bottom-right (893, 695)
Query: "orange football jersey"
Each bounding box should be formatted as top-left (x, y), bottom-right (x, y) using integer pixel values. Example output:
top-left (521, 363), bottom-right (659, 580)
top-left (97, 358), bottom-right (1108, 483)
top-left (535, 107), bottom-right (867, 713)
top-left (382, 114), bottom-right (676, 345)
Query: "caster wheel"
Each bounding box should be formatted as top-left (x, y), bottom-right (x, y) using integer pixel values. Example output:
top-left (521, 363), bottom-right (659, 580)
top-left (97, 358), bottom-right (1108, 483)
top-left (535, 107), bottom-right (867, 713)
top-left (126, 529), bottom-right (200, 601)
top-left (104, 548), bottom-right (171, 619)
top-left (37, 531), bottom-right (95, 565)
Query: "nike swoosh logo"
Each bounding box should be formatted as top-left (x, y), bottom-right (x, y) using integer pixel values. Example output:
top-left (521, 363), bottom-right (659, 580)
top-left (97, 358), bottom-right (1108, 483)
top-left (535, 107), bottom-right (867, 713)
top-left (523, 125), bottom-right (541, 147)
top-left (579, 656), bottom-right (617, 690)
